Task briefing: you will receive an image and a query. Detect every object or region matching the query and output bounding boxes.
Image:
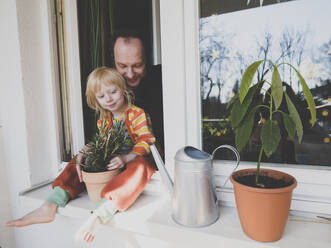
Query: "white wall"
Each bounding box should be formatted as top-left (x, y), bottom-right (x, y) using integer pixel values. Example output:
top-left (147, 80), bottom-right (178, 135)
top-left (0, 127), bottom-right (15, 248)
top-left (0, 0), bottom-right (61, 247)
top-left (15, 0), bottom-right (60, 185)
top-left (0, 0), bottom-right (30, 246)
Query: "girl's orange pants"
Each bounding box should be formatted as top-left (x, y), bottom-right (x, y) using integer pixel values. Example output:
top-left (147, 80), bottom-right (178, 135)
top-left (52, 156), bottom-right (156, 211)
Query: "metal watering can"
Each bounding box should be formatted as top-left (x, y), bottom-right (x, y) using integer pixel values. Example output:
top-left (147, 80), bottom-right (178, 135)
top-left (150, 144), bottom-right (240, 227)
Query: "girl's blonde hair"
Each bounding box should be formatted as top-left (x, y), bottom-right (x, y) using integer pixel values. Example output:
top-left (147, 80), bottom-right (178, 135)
top-left (86, 67), bottom-right (133, 114)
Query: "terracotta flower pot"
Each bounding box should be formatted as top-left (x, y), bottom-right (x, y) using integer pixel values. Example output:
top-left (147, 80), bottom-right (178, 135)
top-left (230, 168), bottom-right (297, 242)
top-left (82, 169), bottom-right (120, 204)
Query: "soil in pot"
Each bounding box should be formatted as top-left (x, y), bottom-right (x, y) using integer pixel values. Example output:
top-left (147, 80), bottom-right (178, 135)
top-left (235, 174), bottom-right (294, 189)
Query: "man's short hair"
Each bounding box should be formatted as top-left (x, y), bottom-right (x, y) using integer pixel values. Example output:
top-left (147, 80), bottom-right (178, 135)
top-left (112, 29), bottom-right (147, 63)
top-left (112, 29), bottom-right (146, 51)
top-left (113, 29), bottom-right (145, 43)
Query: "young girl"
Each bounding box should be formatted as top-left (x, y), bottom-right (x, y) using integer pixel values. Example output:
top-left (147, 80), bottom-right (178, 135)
top-left (7, 67), bottom-right (157, 243)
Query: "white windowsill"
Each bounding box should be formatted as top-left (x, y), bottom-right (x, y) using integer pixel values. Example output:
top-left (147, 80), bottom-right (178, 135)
top-left (19, 182), bottom-right (331, 248)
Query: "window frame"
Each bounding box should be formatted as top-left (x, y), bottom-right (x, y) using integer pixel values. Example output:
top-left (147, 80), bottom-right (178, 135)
top-left (19, 0), bottom-right (84, 190)
top-left (64, 0), bottom-right (331, 214)
top-left (159, 0), bottom-right (331, 214)
top-left (62, 0), bottom-right (85, 155)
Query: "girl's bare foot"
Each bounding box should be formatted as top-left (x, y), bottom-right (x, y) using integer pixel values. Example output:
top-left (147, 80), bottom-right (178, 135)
top-left (6, 202), bottom-right (58, 227)
top-left (75, 214), bottom-right (101, 243)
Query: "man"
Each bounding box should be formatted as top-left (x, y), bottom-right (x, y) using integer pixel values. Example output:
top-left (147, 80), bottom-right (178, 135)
top-left (113, 31), bottom-right (164, 151)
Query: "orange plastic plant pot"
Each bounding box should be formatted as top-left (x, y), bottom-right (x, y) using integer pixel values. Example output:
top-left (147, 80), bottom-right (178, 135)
top-left (230, 168), bottom-right (297, 242)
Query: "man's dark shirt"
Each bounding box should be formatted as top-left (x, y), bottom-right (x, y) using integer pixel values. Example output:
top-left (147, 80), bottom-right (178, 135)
top-left (131, 64), bottom-right (164, 150)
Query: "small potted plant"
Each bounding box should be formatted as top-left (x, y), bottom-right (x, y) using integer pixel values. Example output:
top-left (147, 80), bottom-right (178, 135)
top-left (228, 60), bottom-right (316, 242)
top-left (79, 119), bottom-right (134, 203)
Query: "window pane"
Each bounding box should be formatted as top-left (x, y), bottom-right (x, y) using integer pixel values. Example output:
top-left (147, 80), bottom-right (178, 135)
top-left (200, 0), bottom-right (331, 166)
top-left (54, 0), bottom-right (72, 161)
top-left (76, 0), bottom-right (154, 142)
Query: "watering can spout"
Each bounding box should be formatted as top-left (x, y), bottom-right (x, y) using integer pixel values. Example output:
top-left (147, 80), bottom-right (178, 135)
top-left (150, 144), bottom-right (173, 196)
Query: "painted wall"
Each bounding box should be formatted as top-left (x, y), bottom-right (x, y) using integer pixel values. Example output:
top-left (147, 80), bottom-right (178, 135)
top-left (0, 0), bottom-right (61, 247)
top-left (0, 1), bottom-right (29, 247)
top-left (15, 0), bottom-right (60, 185)
top-left (0, 127), bottom-right (15, 248)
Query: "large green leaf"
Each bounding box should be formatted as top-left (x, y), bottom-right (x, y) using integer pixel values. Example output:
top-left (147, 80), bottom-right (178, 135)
top-left (271, 63), bottom-right (283, 110)
top-left (285, 93), bottom-right (303, 143)
top-left (235, 106), bottom-right (259, 151)
top-left (281, 112), bottom-right (296, 139)
top-left (261, 120), bottom-right (281, 157)
top-left (230, 83), bottom-right (260, 128)
top-left (239, 60), bottom-right (263, 103)
top-left (286, 64), bottom-right (316, 126)
top-left (226, 94), bottom-right (239, 110)
top-left (230, 100), bottom-right (246, 129)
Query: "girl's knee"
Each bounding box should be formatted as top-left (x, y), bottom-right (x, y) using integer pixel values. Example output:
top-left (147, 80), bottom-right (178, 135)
top-left (128, 159), bottom-right (154, 178)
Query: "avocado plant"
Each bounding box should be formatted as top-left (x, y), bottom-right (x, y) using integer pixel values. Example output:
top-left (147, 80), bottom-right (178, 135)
top-left (229, 60), bottom-right (316, 187)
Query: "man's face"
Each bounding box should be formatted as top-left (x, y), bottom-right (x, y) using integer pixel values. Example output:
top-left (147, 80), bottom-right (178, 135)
top-left (114, 37), bottom-right (146, 88)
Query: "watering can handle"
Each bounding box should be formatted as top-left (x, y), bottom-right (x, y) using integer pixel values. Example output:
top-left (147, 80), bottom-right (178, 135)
top-left (211, 145), bottom-right (240, 188)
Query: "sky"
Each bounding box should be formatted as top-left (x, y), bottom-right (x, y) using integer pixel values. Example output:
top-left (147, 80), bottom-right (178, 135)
top-left (200, 0), bottom-right (331, 102)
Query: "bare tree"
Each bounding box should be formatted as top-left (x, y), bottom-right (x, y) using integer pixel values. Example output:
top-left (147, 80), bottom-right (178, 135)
top-left (294, 28), bottom-right (308, 89)
top-left (256, 31), bottom-right (273, 81)
top-left (199, 20), bottom-right (231, 101)
top-left (278, 27), bottom-right (308, 90)
top-left (316, 39), bottom-right (331, 79)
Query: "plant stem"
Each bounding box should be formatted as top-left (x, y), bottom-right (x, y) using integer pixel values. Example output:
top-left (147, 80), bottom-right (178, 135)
top-left (256, 145), bottom-right (265, 187)
top-left (273, 109), bottom-right (287, 115)
top-left (256, 104), bottom-right (270, 110)
top-left (269, 92), bottom-right (273, 121)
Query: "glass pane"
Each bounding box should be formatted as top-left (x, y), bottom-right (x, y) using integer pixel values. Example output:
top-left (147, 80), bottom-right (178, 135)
top-left (77, 0), bottom-right (154, 142)
top-left (200, 0), bottom-right (331, 166)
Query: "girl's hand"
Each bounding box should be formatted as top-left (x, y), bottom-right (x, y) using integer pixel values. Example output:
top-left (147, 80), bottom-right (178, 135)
top-left (76, 164), bottom-right (83, 183)
top-left (76, 152), bottom-right (84, 182)
top-left (107, 153), bottom-right (137, 171)
top-left (107, 156), bottom-right (125, 170)
top-left (76, 146), bottom-right (88, 182)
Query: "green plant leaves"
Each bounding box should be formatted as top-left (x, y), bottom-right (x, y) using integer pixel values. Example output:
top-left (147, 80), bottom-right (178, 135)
top-left (81, 121), bottom-right (132, 172)
top-left (230, 83), bottom-right (260, 128)
top-left (284, 64), bottom-right (316, 126)
top-left (285, 93), bottom-right (303, 143)
top-left (239, 60), bottom-right (263, 103)
top-left (281, 112), bottom-right (296, 139)
top-left (232, 59), bottom-right (316, 159)
top-left (294, 68), bottom-right (316, 126)
top-left (261, 120), bottom-right (281, 157)
top-left (235, 106), bottom-right (259, 151)
top-left (271, 63), bottom-right (283, 110)
top-left (226, 94), bottom-right (239, 110)
top-left (229, 99), bottom-right (244, 128)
